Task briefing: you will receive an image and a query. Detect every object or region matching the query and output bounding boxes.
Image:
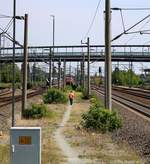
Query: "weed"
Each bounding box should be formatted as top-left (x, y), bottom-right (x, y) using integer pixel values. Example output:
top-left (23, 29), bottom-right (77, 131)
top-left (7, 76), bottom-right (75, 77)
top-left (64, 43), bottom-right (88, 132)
top-left (43, 88), bottom-right (67, 104)
top-left (81, 103), bottom-right (122, 133)
top-left (23, 103), bottom-right (48, 119)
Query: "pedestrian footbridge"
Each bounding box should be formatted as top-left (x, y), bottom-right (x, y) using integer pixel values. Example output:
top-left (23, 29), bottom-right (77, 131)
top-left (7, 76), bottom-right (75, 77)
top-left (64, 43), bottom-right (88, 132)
top-left (0, 45), bottom-right (150, 62)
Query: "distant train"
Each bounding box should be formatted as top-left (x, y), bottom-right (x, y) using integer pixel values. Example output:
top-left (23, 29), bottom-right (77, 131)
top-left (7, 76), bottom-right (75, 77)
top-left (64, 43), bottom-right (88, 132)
top-left (46, 76), bottom-right (75, 86)
top-left (65, 76), bottom-right (75, 85)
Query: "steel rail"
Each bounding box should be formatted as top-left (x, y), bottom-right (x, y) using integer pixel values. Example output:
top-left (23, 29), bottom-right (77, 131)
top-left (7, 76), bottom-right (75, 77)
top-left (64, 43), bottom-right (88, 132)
top-left (112, 86), bottom-right (150, 99)
top-left (0, 88), bottom-right (45, 108)
top-left (0, 89), bottom-right (11, 97)
top-left (92, 86), bottom-right (150, 118)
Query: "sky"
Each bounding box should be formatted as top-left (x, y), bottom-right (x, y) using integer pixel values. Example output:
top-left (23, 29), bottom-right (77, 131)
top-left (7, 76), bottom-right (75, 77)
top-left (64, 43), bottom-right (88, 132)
top-left (1, 0), bottom-right (150, 74)
top-left (1, 0), bottom-right (150, 46)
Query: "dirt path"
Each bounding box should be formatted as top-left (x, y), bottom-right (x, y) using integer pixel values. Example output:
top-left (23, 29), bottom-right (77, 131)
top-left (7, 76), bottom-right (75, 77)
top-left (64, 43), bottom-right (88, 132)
top-left (54, 104), bottom-right (84, 164)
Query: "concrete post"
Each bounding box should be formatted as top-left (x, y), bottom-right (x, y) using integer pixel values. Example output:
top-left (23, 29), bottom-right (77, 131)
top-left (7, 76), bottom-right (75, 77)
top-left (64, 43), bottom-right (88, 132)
top-left (80, 61), bottom-right (83, 87)
top-left (63, 60), bottom-right (66, 89)
top-left (77, 62), bottom-right (80, 86)
top-left (22, 14), bottom-right (28, 117)
top-left (0, 34), bottom-right (1, 84)
top-left (87, 37), bottom-right (91, 97)
top-left (105, 0), bottom-right (112, 110)
top-left (49, 48), bottom-right (52, 88)
top-left (58, 60), bottom-right (61, 89)
top-left (82, 52), bottom-right (85, 89)
top-left (12, 0), bottom-right (16, 127)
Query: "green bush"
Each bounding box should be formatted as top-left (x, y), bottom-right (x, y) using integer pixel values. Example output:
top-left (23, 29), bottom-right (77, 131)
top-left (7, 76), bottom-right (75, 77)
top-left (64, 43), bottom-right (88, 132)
top-left (81, 89), bottom-right (89, 99)
top-left (43, 88), bottom-right (67, 104)
top-left (71, 84), bottom-right (77, 90)
top-left (23, 104), bottom-right (48, 119)
top-left (90, 97), bottom-right (101, 105)
top-left (81, 104), bottom-right (122, 133)
top-left (76, 86), bottom-right (83, 92)
top-left (27, 82), bottom-right (33, 89)
top-left (15, 83), bottom-right (21, 89)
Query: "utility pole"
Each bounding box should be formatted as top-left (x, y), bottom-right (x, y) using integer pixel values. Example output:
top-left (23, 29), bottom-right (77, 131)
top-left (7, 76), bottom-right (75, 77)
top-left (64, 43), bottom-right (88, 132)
top-left (77, 62), bottom-right (79, 86)
top-left (80, 62), bottom-right (82, 87)
top-left (0, 34), bottom-right (1, 84)
top-left (87, 37), bottom-right (91, 98)
top-left (22, 14), bottom-right (28, 117)
top-left (129, 61), bottom-right (133, 88)
top-left (58, 59), bottom-right (61, 89)
top-left (82, 52), bottom-right (85, 89)
top-left (12, 0), bottom-right (16, 127)
top-left (49, 48), bottom-right (52, 88)
top-left (105, 0), bottom-right (112, 110)
top-left (51, 15), bottom-right (55, 86)
top-left (129, 47), bottom-right (133, 88)
top-left (69, 62), bottom-right (71, 86)
top-left (63, 60), bottom-right (66, 89)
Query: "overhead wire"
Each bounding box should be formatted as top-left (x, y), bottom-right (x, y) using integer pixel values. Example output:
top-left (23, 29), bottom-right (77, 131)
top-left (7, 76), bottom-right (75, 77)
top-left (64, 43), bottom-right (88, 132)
top-left (124, 15), bottom-right (150, 45)
top-left (120, 10), bottom-right (126, 32)
top-left (0, 14), bottom-right (12, 18)
top-left (82, 0), bottom-right (102, 41)
top-left (4, 18), bottom-right (13, 32)
top-left (118, 8), bottom-right (150, 11)
top-left (112, 12), bottom-right (150, 42)
top-left (0, 27), bottom-right (23, 47)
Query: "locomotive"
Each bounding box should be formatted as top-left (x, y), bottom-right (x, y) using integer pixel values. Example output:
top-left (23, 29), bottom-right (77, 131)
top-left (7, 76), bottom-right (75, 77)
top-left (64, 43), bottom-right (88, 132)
top-left (65, 76), bottom-right (75, 85)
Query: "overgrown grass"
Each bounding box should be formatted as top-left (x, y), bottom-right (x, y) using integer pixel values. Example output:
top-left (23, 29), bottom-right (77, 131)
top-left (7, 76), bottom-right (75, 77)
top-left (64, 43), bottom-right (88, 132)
top-left (81, 89), bottom-right (90, 99)
top-left (18, 104), bottom-right (67, 164)
top-left (63, 99), bottom-right (141, 163)
top-left (0, 82), bottom-right (21, 89)
top-left (0, 145), bottom-right (10, 164)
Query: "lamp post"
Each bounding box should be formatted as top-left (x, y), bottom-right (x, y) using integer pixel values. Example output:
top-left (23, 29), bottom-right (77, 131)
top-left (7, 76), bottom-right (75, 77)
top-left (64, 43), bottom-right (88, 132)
top-left (50, 15), bottom-right (55, 86)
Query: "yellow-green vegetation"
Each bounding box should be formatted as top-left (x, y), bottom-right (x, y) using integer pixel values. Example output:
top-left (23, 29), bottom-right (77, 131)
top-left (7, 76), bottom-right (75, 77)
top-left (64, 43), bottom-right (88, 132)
top-left (0, 82), bottom-right (21, 89)
top-left (91, 75), bottom-right (103, 86)
top-left (18, 104), bottom-right (67, 164)
top-left (74, 92), bottom-right (84, 103)
top-left (0, 145), bottom-right (10, 164)
top-left (0, 104), bottom-right (67, 164)
top-left (63, 94), bottom-right (142, 163)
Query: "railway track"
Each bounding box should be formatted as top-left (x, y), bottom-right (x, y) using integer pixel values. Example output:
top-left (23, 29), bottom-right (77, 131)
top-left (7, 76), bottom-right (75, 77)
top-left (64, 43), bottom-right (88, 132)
top-left (0, 88), bottom-right (45, 109)
top-left (92, 86), bottom-right (150, 118)
top-left (113, 86), bottom-right (150, 100)
top-left (0, 87), bottom-right (46, 133)
top-left (0, 89), bottom-right (12, 97)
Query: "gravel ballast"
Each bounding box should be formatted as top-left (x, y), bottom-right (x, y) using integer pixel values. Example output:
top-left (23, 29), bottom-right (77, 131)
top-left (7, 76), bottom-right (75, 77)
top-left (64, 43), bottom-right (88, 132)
top-left (112, 102), bottom-right (150, 163)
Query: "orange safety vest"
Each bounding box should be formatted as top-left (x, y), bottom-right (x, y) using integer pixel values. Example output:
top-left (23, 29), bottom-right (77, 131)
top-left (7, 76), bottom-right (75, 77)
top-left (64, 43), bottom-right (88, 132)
top-left (69, 92), bottom-right (74, 99)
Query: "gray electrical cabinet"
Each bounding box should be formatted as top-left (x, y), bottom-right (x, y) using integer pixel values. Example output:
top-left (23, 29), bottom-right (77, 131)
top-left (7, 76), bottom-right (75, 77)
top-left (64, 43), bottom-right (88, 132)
top-left (10, 127), bottom-right (41, 164)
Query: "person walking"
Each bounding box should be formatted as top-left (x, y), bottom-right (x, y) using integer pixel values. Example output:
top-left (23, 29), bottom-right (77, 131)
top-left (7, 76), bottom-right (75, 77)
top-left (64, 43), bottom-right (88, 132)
top-left (68, 91), bottom-right (74, 105)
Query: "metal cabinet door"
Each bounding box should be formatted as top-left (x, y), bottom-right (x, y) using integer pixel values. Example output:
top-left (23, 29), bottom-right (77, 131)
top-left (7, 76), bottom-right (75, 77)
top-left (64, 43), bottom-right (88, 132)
top-left (10, 128), bottom-right (41, 164)
top-left (11, 144), bottom-right (37, 164)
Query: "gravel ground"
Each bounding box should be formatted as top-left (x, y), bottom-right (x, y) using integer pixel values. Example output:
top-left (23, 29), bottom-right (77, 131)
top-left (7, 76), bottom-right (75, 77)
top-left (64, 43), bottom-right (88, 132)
top-left (93, 90), bottom-right (150, 163)
top-left (112, 102), bottom-right (150, 163)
